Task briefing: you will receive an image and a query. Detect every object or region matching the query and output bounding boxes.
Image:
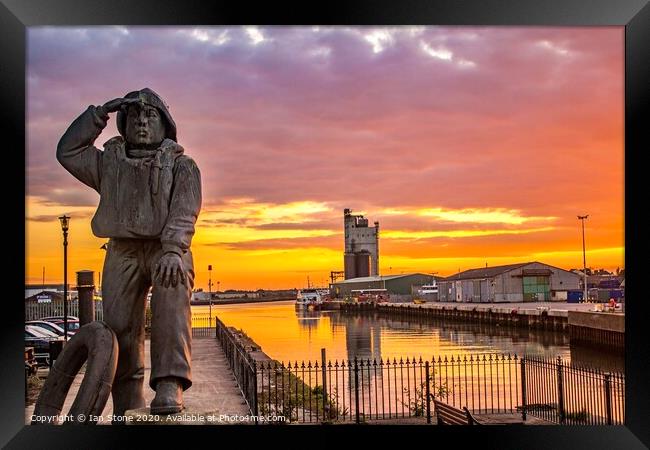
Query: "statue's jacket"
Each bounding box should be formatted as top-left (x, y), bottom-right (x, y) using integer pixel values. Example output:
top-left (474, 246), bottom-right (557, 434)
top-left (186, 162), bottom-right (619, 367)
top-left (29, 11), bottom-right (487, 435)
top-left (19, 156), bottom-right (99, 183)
top-left (56, 105), bottom-right (202, 257)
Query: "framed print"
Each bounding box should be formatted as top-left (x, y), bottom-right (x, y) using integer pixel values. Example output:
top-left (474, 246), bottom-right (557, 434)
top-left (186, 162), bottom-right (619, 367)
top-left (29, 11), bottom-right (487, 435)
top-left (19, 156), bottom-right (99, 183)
top-left (2, 0), bottom-right (648, 448)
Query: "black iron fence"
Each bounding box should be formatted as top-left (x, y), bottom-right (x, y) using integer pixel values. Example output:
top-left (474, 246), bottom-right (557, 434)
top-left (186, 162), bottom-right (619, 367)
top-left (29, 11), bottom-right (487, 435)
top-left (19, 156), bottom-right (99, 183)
top-left (255, 354), bottom-right (522, 423)
top-left (214, 316), bottom-right (258, 419)
top-left (430, 354), bottom-right (521, 415)
top-left (142, 311), bottom-right (215, 338)
top-left (191, 313), bottom-right (215, 337)
top-left (251, 354), bottom-right (624, 425)
top-left (522, 356), bottom-right (624, 425)
top-left (211, 323), bottom-right (624, 425)
top-left (256, 357), bottom-right (431, 423)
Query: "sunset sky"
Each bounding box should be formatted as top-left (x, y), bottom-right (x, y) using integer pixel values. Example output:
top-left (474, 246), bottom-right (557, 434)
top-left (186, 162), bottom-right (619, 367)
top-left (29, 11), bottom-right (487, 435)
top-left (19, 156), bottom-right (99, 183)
top-left (26, 26), bottom-right (624, 290)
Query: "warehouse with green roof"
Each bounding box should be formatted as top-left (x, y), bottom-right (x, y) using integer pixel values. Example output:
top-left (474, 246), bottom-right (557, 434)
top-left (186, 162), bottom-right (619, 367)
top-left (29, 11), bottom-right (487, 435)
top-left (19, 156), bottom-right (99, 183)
top-left (330, 273), bottom-right (436, 297)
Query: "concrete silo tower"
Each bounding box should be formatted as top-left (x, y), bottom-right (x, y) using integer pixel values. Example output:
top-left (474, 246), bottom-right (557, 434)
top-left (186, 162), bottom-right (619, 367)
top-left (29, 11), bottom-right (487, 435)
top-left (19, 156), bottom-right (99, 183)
top-left (343, 208), bottom-right (379, 279)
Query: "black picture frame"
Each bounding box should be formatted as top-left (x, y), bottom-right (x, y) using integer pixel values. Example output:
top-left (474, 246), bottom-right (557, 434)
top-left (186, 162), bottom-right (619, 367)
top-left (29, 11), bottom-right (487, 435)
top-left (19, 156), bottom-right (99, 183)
top-left (2, 0), bottom-right (648, 448)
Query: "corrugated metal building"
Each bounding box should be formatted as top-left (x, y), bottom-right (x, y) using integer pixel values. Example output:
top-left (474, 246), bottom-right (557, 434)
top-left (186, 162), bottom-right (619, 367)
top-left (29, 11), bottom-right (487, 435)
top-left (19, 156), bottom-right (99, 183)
top-left (438, 261), bottom-right (581, 303)
top-left (331, 273), bottom-right (435, 297)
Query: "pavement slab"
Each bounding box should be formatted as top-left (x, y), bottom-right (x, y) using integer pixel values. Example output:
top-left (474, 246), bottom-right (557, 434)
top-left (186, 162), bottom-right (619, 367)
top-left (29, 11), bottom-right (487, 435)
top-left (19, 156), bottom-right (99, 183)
top-left (26, 337), bottom-right (250, 425)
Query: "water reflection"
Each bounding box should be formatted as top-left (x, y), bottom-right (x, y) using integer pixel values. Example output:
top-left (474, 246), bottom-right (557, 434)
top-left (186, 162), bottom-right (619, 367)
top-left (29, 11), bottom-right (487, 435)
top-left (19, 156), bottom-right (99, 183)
top-left (199, 301), bottom-right (623, 373)
top-left (295, 308), bottom-right (320, 331)
top-left (570, 344), bottom-right (624, 373)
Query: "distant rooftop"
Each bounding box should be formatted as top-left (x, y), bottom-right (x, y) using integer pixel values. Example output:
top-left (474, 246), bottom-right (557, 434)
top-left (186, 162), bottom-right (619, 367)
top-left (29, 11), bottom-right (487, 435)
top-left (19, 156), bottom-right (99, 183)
top-left (334, 273), bottom-right (433, 284)
top-left (442, 261), bottom-right (579, 281)
top-left (25, 284), bottom-right (67, 290)
top-left (443, 262), bottom-right (533, 281)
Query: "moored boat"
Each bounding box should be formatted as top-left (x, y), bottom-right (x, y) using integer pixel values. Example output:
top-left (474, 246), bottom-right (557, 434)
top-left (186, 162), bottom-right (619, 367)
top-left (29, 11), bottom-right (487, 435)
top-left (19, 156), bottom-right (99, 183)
top-left (296, 288), bottom-right (324, 310)
top-left (414, 281), bottom-right (438, 304)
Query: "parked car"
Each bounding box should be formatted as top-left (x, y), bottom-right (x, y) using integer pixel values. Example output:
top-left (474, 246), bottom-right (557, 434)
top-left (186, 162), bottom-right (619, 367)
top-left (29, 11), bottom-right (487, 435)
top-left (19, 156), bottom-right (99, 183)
top-left (25, 324), bottom-right (59, 338)
top-left (41, 315), bottom-right (79, 321)
top-left (25, 325), bottom-right (64, 366)
top-left (41, 317), bottom-right (80, 335)
top-left (25, 320), bottom-right (66, 337)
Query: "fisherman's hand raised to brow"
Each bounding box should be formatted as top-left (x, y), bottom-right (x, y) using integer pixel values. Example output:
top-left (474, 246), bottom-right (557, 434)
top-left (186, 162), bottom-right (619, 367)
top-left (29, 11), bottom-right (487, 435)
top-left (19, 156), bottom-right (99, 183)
top-left (99, 97), bottom-right (142, 115)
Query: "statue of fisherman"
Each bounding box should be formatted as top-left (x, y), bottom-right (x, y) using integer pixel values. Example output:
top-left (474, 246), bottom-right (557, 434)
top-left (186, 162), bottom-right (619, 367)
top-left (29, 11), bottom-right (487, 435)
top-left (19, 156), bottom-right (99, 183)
top-left (56, 88), bottom-right (202, 417)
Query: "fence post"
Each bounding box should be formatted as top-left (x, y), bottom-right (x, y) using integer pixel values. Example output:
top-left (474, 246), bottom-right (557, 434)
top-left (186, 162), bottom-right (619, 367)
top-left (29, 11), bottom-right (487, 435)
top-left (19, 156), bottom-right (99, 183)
top-left (321, 348), bottom-right (328, 420)
top-left (604, 373), bottom-right (613, 425)
top-left (354, 357), bottom-right (360, 424)
top-left (520, 357), bottom-right (527, 421)
top-left (253, 360), bottom-right (259, 424)
top-left (556, 356), bottom-right (565, 424)
top-left (425, 361), bottom-right (431, 424)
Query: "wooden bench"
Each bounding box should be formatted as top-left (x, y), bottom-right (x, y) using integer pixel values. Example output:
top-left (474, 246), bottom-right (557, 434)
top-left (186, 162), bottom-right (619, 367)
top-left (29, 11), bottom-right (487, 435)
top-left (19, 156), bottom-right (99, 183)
top-left (433, 399), bottom-right (480, 425)
top-left (463, 407), bottom-right (485, 425)
top-left (464, 408), bottom-right (524, 425)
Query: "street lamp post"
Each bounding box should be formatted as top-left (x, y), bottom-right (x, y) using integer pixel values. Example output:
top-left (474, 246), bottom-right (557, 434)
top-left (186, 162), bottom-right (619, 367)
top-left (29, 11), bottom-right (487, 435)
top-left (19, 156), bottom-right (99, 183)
top-left (578, 215), bottom-right (589, 302)
top-left (58, 215), bottom-right (70, 340)
top-left (208, 265), bottom-right (212, 327)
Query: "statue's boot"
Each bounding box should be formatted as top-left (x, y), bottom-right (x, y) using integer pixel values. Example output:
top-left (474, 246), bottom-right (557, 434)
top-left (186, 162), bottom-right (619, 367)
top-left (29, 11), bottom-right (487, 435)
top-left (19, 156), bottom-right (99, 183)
top-left (151, 377), bottom-right (184, 415)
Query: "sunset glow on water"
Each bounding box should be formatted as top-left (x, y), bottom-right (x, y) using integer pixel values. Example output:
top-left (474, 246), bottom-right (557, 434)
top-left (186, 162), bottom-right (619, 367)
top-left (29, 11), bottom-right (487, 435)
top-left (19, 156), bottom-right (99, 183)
top-left (194, 301), bottom-right (624, 374)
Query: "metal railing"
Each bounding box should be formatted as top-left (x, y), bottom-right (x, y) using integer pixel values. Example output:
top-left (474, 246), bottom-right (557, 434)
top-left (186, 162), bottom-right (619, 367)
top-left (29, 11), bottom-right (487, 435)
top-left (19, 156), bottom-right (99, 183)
top-left (256, 357), bottom-right (431, 423)
top-left (214, 316), bottom-right (258, 419)
top-left (191, 313), bottom-right (215, 337)
top-left (255, 354), bottom-right (521, 423)
top-left (252, 354), bottom-right (624, 424)
top-left (25, 300), bottom-right (103, 321)
top-left (431, 354), bottom-right (521, 415)
top-left (521, 355), bottom-right (624, 425)
top-left (141, 310), bottom-right (215, 338)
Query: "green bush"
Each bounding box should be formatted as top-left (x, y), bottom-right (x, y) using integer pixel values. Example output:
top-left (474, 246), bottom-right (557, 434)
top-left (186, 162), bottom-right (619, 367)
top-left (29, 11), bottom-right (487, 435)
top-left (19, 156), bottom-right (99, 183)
top-left (565, 408), bottom-right (589, 423)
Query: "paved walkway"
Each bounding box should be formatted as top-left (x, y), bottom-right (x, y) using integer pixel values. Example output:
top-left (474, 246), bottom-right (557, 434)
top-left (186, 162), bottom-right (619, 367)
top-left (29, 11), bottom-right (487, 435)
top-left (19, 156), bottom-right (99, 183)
top-left (26, 337), bottom-right (250, 425)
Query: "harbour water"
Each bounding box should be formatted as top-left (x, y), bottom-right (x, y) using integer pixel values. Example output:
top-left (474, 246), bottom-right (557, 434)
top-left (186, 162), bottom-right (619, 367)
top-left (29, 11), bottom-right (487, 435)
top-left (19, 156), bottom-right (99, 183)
top-left (193, 300), bottom-right (623, 373)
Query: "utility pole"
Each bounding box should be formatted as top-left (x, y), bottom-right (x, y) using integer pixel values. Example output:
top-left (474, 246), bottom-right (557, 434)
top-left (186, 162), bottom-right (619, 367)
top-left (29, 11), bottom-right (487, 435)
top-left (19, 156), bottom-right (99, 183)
top-left (208, 265), bottom-right (213, 325)
top-left (578, 215), bottom-right (589, 302)
top-left (58, 215), bottom-right (70, 341)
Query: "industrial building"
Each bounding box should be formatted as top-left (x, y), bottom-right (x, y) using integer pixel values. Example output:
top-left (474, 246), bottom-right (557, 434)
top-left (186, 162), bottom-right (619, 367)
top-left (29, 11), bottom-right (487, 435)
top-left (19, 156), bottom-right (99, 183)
top-left (25, 290), bottom-right (64, 304)
top-left (331, 273), bottom-right (435, 297)
top-left (437, 261), bottom-right (581, 303)
top-left (25, 284), bottom-right (69, 299)
top-left (343, 208), bottom-right (379, 279)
